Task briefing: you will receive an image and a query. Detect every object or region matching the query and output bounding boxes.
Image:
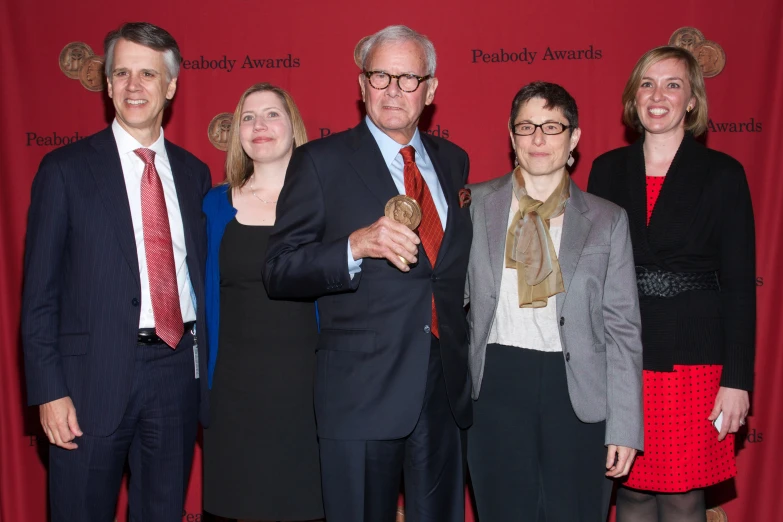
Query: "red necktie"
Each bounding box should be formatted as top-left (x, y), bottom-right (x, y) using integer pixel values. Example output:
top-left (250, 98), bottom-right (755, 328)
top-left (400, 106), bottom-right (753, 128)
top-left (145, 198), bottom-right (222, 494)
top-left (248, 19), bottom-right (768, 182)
top-left (400, 146), bottom-right (443, 337)
top-left (135, 148), bottom-right (182, 349)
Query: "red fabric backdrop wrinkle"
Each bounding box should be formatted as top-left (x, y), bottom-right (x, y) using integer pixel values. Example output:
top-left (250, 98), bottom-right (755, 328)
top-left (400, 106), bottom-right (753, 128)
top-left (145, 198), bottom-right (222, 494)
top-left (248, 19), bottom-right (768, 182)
top-left (2, 1), bottom-right (781, 520)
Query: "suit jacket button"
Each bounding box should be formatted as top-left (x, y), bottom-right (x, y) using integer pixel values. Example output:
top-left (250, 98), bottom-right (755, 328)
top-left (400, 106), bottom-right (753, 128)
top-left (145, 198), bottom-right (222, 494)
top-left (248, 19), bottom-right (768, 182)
top-left (431, 274), bottom-right (438, 282)
top-left (559, 316), bottom-right (565, 326)
top-left (131, 298), bottom-right (139, 306)
top-left (423, 325), bottom-right (431, 334)
top-left (565, 352), bottom-right (570, 362)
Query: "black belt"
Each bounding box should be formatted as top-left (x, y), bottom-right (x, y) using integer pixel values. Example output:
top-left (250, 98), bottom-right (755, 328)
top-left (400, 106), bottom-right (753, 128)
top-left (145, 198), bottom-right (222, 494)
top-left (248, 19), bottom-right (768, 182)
top-left (636, 267), bottom-right (720, 298)
top-left (137, 321), bottom-right (196, 345)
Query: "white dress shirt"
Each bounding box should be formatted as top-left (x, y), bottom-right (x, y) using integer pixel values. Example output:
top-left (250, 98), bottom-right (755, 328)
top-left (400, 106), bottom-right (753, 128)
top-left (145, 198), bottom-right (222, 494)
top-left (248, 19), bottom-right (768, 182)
top-left (348, 116), bottom-right (449, 275)
top-left (112, 120), bottom-right (196, 327)
top-left (487, 205), bottom-right (563, 352)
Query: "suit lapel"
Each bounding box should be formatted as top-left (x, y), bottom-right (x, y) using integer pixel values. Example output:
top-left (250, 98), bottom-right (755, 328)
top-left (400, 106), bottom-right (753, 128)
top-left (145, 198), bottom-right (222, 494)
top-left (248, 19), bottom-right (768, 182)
top-left (556, 180), bottom-right (592, 317)
top-left (421, 134), bottom-right (457, 268)
top-left (484, 174), bottom-right (513, 292)
top-left (647, 134), bottom-right (708, 253)
top-left (346, 121), bottom-right (399, 207)
top-left (624, 137), bottom-right (650, 253)
top-left (88, 127), bottom-right (140, 289)
top-left (167, 142), bottom-right (201, 284)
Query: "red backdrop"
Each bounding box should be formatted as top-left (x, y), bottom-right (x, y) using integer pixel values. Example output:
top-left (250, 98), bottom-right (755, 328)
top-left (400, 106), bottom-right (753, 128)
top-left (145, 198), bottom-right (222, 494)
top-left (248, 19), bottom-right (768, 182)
top-left (2, 1), bottom-right (781, 520)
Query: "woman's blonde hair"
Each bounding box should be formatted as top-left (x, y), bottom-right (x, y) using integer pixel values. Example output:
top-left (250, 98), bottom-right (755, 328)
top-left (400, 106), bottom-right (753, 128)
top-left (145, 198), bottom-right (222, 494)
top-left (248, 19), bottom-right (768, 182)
top-left (224, 83), bottom-right (308, 188)
top-left (622, 46), bottom-right (708, 136)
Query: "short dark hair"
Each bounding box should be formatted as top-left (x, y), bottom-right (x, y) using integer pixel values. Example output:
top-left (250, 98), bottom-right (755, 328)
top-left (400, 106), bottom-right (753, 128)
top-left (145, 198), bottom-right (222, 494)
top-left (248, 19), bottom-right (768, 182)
top-left (104, 22), bottom-right (181, 80)
top-left (509, 81), bottom-right (579, 131)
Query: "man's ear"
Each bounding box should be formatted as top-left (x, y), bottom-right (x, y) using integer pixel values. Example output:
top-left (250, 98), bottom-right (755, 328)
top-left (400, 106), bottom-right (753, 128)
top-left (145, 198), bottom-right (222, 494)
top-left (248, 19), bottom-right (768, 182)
top-left (359, 75), bottom-right (367, 102)
top-left (166, 76), bottom-right (178, 100)
top-left (424, 77), bottom-right (439, 106)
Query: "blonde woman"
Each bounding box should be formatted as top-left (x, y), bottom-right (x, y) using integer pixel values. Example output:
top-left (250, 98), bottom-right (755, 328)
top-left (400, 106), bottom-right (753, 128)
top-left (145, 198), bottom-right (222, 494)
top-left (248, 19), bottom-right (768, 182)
top-left (202, 83), bottom-right (322, 521)
top-left (588, 47), bottom-right (755, 521)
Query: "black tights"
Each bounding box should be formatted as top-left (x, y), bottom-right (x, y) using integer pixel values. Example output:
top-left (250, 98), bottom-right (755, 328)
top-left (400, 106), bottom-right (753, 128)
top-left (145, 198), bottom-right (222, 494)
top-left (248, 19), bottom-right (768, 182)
top-left (616, 487), bottom-right (706, 522)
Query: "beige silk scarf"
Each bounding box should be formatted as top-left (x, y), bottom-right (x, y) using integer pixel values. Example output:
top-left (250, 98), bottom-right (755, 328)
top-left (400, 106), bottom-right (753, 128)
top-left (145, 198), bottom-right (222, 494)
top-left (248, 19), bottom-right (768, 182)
top-left (505, 166), bottom-right (570, 307)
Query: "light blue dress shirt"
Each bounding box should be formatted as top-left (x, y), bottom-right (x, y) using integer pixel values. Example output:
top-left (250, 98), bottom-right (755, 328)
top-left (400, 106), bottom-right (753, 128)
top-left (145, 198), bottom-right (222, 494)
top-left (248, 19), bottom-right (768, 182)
top-left (347, 116), bottom-right (449, 275)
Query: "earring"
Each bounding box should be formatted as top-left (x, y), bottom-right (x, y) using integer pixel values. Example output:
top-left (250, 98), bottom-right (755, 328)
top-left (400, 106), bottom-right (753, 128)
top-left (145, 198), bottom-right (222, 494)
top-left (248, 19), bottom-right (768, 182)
top-left (567, 151), bottom-right (575, 167)
top-left (686, 106), bottom-right (693, 113)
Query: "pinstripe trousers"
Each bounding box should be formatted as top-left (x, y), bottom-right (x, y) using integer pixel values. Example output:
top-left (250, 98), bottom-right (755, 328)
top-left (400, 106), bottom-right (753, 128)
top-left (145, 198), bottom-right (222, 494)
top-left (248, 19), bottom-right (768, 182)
top-left (48, 333), bottom-right (199, 522)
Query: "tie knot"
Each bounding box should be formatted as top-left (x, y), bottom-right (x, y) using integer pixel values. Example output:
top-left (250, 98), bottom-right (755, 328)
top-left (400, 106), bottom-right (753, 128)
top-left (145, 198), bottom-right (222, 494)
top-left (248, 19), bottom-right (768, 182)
top-left (400, 146), bottom-right (416, 165)
top-left (134, 148), bottom-right (156, 165)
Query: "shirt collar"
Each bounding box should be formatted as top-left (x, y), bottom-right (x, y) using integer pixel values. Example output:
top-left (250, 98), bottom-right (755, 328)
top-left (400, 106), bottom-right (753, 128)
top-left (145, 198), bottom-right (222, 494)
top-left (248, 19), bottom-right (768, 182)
top-left (111, 119), bottom-right (168, 162)
top-left (365, 115), bottom-right (427, 169)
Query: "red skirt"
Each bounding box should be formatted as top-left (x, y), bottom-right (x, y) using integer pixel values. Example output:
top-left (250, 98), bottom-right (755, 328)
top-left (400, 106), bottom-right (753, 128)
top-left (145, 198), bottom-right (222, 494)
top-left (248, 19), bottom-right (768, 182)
top-left (624, 365), bottom-right (737, 492)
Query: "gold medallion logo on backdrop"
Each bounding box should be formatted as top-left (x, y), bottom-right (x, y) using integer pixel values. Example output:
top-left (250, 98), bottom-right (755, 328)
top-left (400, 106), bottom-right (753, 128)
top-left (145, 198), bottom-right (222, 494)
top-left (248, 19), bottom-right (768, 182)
top-left (671, 28), bottom-right (762, 133)
top-left (668, 27), bottom-right (726, 78)
top-left (207, 113), bottom-right (234, 151)
top-left (58, 41), bottom-right (106, 92)
top-left (78, 55), bottom-right (105, 92)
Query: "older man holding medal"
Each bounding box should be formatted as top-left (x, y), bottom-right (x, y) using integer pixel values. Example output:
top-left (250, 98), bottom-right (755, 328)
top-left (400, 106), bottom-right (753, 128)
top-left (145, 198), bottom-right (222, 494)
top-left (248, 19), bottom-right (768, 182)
top-left (264, 24), bottom-right (473, 522)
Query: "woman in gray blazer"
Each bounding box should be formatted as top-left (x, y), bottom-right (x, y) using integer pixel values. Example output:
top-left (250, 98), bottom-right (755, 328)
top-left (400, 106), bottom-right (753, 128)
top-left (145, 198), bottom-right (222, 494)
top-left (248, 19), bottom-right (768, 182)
top-left (465, 82), bottom-right (644, 522)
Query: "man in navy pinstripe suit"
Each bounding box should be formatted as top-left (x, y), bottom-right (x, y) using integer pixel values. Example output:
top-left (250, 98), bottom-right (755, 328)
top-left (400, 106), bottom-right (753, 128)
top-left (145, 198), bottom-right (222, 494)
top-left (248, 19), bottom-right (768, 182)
top-left (22, 22), bottom-right (210, 522)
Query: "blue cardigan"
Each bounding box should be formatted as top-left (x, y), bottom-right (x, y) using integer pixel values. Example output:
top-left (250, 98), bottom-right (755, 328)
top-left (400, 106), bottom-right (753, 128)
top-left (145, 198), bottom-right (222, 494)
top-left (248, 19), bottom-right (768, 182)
top-left (202, 184), bottom-right (319, 388)
top-left (203, 185), bottom-right (236, 388)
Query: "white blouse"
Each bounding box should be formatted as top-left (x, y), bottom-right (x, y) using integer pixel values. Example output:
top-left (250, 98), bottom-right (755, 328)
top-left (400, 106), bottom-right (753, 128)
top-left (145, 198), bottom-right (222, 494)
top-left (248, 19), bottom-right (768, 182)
top-left (487, 206), bottom-right (564, 352)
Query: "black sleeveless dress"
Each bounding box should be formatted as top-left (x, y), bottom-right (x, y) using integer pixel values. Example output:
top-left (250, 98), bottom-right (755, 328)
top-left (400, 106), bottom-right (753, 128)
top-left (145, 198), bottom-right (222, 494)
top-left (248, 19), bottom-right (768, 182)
top-left (203, 218), bottom-right (323, 520)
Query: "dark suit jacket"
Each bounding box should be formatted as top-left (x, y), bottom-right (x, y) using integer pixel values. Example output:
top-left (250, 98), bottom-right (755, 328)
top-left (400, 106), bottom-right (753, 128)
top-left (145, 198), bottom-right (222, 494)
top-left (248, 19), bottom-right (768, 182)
top-left (264, 120), bottom-right (473, 440)
top-left (587, 133), bottom-right (756, 390)
top-left (22, 127), bottom-right (211, 436)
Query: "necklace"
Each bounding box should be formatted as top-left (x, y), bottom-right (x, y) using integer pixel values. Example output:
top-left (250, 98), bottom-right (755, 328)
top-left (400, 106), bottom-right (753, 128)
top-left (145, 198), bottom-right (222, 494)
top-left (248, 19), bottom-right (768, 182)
top-left (248, 181), bottom-right (277, 204)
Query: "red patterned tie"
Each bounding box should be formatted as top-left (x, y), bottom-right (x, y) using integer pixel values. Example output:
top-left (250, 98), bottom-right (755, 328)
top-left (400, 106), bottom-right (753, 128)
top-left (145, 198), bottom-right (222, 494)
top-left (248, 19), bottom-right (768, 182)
top-left (135, 148), bottom-right (182, 349)
top-left (401, 146), bottom-right (443, 337)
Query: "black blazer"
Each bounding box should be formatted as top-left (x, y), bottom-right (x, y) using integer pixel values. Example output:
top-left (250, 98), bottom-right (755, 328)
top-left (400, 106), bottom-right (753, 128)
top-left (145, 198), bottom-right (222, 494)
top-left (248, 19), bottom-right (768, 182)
top-left (587, 133), bottom-right (755, 390)
top-left (22, 127), bottom-right (212, 436)
top-left (264, 120), bottom-right (473, 440)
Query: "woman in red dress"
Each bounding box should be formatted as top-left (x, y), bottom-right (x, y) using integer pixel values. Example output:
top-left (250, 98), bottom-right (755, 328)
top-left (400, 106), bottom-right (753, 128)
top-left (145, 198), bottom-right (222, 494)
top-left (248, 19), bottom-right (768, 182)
top-left (588, 46), bottom-right (756, 521)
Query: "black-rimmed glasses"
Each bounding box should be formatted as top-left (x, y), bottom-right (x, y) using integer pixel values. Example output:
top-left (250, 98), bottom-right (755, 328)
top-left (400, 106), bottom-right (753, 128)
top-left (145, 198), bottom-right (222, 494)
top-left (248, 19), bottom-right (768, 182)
top-left (363, 70), bottom-right (432, 93)
top-left (512, 122), bottom-right (571, 136)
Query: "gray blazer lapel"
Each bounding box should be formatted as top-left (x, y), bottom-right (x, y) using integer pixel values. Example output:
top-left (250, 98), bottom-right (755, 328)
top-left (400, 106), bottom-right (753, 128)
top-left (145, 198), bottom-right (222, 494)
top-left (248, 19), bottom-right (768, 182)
top-left (484, 174), bottom-right (513, 293)
top-left (556, 180), bottom-right (591, 317)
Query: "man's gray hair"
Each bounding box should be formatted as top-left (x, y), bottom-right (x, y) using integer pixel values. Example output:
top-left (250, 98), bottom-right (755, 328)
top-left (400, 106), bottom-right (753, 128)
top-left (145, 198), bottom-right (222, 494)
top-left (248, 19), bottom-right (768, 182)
top-left (358, 25), bottom-right (437, 76)
top-left (104, 22), bottom-right (181, 81)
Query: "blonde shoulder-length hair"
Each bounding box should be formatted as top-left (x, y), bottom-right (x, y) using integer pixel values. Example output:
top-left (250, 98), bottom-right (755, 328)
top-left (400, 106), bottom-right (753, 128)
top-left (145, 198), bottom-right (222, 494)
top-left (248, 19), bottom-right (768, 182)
top-left (622, 46), bottom-right (709, 137)
top-left (224, 83), bottom-right (308, 189)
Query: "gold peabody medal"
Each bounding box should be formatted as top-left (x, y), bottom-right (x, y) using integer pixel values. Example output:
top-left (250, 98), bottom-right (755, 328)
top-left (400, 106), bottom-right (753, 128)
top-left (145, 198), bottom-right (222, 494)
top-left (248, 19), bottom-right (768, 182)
top-left (79, 55), bottom-right (106, 92)
top-left (692, 40), bottom-right (726, 78)
top-left (385, 195), bottom-right (422, 265)
top-left (668, 27), bottom-right (705, 52)
top-left (59, 42), bottom-right (94, 80)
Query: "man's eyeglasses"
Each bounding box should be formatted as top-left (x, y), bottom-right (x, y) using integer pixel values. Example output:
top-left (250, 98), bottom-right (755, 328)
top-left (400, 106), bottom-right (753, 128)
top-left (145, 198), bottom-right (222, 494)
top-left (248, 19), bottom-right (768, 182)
top-left (363, 71), bottom-right (431, 93)
top-left (512, 122), bottom-right (572, 136)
